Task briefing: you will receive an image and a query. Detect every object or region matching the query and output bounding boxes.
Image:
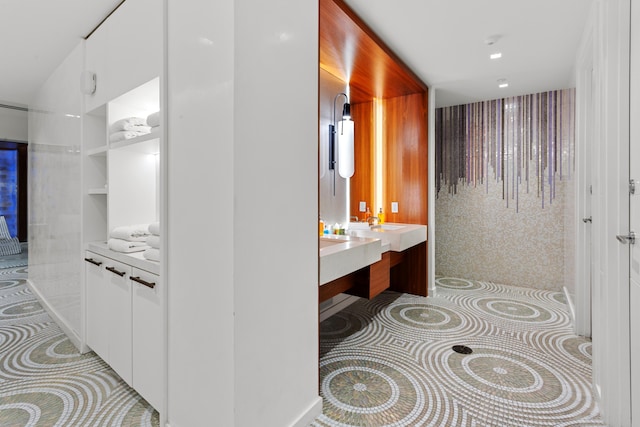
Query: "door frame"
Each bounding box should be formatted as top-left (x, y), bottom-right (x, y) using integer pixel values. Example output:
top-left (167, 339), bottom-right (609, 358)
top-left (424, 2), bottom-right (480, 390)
top-left (574, 23), bottom-right (594, 338)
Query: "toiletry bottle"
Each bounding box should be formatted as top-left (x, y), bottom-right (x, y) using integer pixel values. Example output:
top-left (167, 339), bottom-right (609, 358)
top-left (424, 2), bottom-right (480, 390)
top-left (319, 217), bottom-right (325, 237)
top-left (365, 207), bottom-right (371, 222)
top-left (378, 208), bottom-right (385, 224)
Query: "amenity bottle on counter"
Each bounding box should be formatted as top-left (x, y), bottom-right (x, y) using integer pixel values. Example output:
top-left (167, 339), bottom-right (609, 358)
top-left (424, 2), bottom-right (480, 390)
top-left (319, 218), bottom-right (325, 237)
top-left (378, 208), bottom-right (385, 224)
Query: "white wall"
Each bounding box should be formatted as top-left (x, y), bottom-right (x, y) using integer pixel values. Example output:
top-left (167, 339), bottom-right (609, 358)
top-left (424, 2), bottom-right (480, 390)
top-left (166, 0), bottom-right (235, 424)
top-left (167, 0), bottom-right (321, 426)
top-left (0, 107), bottom-right (27, 142)
top-left (28, 42), bottom-right (84, 346)
top-left (233, 0), bottom-right (320, 424)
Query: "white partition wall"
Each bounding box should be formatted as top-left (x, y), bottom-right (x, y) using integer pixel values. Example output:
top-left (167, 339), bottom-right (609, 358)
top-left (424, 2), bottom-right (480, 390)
top-left (166, 0), bottom-right (321, 425)
top-left (28, 43), bottom-right (84, 347)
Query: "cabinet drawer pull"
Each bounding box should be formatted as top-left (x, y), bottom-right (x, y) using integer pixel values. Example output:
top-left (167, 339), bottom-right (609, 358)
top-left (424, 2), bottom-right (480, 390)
top-left (84, 257), bottom-right (103, 267)
top-left (106, 266), bottom-right (126, 277)
top-left (130, 276), bottom-right (156, 289)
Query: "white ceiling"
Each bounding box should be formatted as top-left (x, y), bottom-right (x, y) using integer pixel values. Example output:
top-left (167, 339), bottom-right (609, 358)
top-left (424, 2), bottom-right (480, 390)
top-left (0, 0), bottom-right (123, 108)
top-left (0, 0), bottom-right (592, 108)
top-left (344, 0), bottom-right (593, 107)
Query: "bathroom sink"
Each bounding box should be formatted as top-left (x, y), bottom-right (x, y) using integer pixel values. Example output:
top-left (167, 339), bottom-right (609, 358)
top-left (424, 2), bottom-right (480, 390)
top-left (349, 223), bottom-right (427, 252)
top-left (320, 238), bottom-right (345, 249)
top-left (372, 224), bottom-right (404, 231)
top-left (319, 235), bottom-right (381, 285)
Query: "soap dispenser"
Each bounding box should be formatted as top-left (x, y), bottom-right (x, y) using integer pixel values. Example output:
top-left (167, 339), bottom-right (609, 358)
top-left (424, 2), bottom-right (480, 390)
top-left (378, 208), bottom-right (385, 224)
top-left (365, 207), bottom-right (371, 222)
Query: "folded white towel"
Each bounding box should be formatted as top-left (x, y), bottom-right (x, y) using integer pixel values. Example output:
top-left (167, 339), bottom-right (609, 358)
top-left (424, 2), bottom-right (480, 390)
top-left (143, 248), bottom-right (160, 262)
top-left (146, 111), bottom-right (160, 127)
top-left (108, 238), bottom-right (149, 253)
top-left (148, 222), bottom-right (160, 236)
top-left (110, 224), bottom-right (151, 242)
top-left (149, 126), bottom-right (160, 136)
top-left (110, 117), bottom-right (148, 132)
top-left (146, 235), bottom-right (160, 249)
top-left (109, 129), bottom-right (150, 143)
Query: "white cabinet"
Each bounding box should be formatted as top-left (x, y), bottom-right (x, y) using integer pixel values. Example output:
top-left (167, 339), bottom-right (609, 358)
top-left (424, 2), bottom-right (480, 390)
top-left (131, 268), bottom-right (162, 410)
top-left (84, 251), bottom-right (133, 385)
top-left (84, 250), bottom-right (163, 412)
top-left (84, 0), bottom-right (162, 113)
top-left (84, 252), bottom-right (109, 359)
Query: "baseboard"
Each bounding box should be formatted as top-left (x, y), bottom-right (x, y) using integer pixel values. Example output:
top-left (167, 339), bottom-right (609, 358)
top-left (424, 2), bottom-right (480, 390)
top-left (563, 286), bottom-right (576, 327)
top-left (320, 294), bottom-right (359, 322)
top-left (25, 278), bottom-right (88, 353)
top-left (290, 396), bottom-right (323, 427)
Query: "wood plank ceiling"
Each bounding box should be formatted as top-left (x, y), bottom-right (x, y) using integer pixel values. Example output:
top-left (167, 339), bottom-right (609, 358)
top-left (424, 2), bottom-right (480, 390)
top-left (319, 0), bottom-right (427, 104)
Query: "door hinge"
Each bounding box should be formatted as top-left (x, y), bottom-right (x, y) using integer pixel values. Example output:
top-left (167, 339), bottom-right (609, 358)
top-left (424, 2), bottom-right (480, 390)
top-left (616, 231), bottom-right (636, 245)
top-left (631, 179), bottom-right (637, 195)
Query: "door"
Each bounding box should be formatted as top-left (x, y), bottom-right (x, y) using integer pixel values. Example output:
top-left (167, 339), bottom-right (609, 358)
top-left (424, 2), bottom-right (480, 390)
top-left (589, 0), bottom-right (632, 424)
top-left (630, 1), bottom-right (640, 424)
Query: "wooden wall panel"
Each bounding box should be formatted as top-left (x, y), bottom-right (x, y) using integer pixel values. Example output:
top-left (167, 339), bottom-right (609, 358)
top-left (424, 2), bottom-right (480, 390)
top-left (382, 92), bottom-right (428, 225)
top-left (350, 101), bottom-right (375, 220)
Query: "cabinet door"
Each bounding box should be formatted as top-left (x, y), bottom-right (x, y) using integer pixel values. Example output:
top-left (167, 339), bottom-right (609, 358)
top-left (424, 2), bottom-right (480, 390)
top-left (131, 268), bottom-right (163, 411)
top-left (84, 251), bottom-right (109, 360)
top-left (103, 258), bottom-right (133, 385)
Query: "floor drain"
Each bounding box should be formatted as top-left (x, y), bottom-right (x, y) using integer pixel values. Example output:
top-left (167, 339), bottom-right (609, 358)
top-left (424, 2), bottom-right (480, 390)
top-left (452, 345), bottom-right (473, 355)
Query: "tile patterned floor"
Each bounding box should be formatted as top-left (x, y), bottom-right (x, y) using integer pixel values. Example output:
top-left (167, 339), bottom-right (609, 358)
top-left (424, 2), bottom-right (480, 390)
top-left (0, 266), bottom-right (159, 427)
top-left (313, 277), bottom-right (604, 427)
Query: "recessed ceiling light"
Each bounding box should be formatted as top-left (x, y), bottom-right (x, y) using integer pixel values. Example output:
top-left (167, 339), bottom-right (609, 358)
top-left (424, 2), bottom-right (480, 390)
top-left (498, 79), bottom-right (509, 88)
top-left (490, 52), bottom-right (502, 60)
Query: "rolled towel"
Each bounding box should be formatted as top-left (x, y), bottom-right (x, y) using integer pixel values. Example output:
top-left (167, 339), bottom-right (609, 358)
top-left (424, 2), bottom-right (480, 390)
top-left (109, 129), bottom-right (150, 143)
top-left (146, 235), bottom-right (160, 249)
top-left (110, 117), bottom-right (148, 132)
top-left (108, 238), bottom-right (149, 253)
top-left (148, 222), bottom-right (160, 236)
top-left (110, 224), bottom-right (151, 242)
top-left (150, 126), bottom-right (160, 136)
top-left (143, 248), bottom-right (160, 262)
top-left (146, 111), bottom-right (160, 127)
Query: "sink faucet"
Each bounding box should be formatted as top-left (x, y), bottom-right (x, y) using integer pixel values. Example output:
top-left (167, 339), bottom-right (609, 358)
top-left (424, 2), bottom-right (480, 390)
top-left (350, 215), bottom-right (360, 222)
top-left (366, 216), bottom-right (378, 226)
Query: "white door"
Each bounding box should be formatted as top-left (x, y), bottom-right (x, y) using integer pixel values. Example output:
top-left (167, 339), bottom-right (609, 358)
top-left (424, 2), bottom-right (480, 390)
top-left (630, 1), bottom-right (640, 423)
top-left (589, 0), bottom-right (632, 424)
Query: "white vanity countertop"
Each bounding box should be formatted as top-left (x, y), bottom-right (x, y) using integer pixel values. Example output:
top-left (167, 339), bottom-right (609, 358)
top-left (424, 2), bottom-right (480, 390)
top-left (349, 223), bottom-right (427, 252)
top-left (87, 241), bottom-right (160, 275)
top-left (319, 235), bottom-right (381, 286)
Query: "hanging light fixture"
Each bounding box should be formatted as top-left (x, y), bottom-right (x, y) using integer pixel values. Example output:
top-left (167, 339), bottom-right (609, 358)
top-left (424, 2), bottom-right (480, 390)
top-left (329, 93), bottom-right (354, 194)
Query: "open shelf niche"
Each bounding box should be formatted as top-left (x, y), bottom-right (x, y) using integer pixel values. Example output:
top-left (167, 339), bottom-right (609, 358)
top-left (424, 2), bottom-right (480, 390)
top-left (82, 77), bottom-right (161, 257)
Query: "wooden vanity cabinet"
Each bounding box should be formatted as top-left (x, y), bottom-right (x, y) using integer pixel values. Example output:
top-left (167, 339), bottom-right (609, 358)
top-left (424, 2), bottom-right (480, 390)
top-left (320, 242), bottom-right (428, 303)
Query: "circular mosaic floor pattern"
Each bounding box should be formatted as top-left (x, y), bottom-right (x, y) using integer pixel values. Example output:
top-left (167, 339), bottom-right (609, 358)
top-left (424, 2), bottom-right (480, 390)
top-left (316, 277), bottom-right (604, 427)
top-left (319, 350), bottom-right (442, 427)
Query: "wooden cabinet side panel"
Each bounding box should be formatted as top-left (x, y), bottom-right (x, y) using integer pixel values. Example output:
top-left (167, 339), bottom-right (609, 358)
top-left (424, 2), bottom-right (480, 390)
top-left (368, 252), bottom-right (391, 298)
top-left (382, 91), bottom-right (428, 224)
top-left (390, 242), bottom-right (428, 297)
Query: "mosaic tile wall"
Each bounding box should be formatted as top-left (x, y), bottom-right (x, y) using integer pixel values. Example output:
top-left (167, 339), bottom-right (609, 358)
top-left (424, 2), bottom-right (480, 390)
top-left (435, 90), bottom-right (575, 291)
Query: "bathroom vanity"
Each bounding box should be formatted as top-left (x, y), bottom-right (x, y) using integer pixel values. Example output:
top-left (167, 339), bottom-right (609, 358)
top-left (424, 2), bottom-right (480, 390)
top-left (319, 223), bottom-right (427, 303)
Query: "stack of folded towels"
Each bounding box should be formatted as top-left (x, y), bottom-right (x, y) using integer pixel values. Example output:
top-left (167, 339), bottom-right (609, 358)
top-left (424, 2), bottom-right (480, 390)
top-left (146, 111), bottom-right (160, 136)
top-left (109, 117), bottom-right (151, 143)
top-left (144, 222), bottom-right (160, 262)
top-left (108, 224), bottom-right (151, 253)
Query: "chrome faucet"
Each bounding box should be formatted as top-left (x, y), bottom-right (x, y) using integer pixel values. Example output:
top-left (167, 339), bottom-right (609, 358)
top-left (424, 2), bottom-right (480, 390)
top-left (350, 215), bottom-right (360, 222)
top-left (366, 216), bottom-right (378, 226)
